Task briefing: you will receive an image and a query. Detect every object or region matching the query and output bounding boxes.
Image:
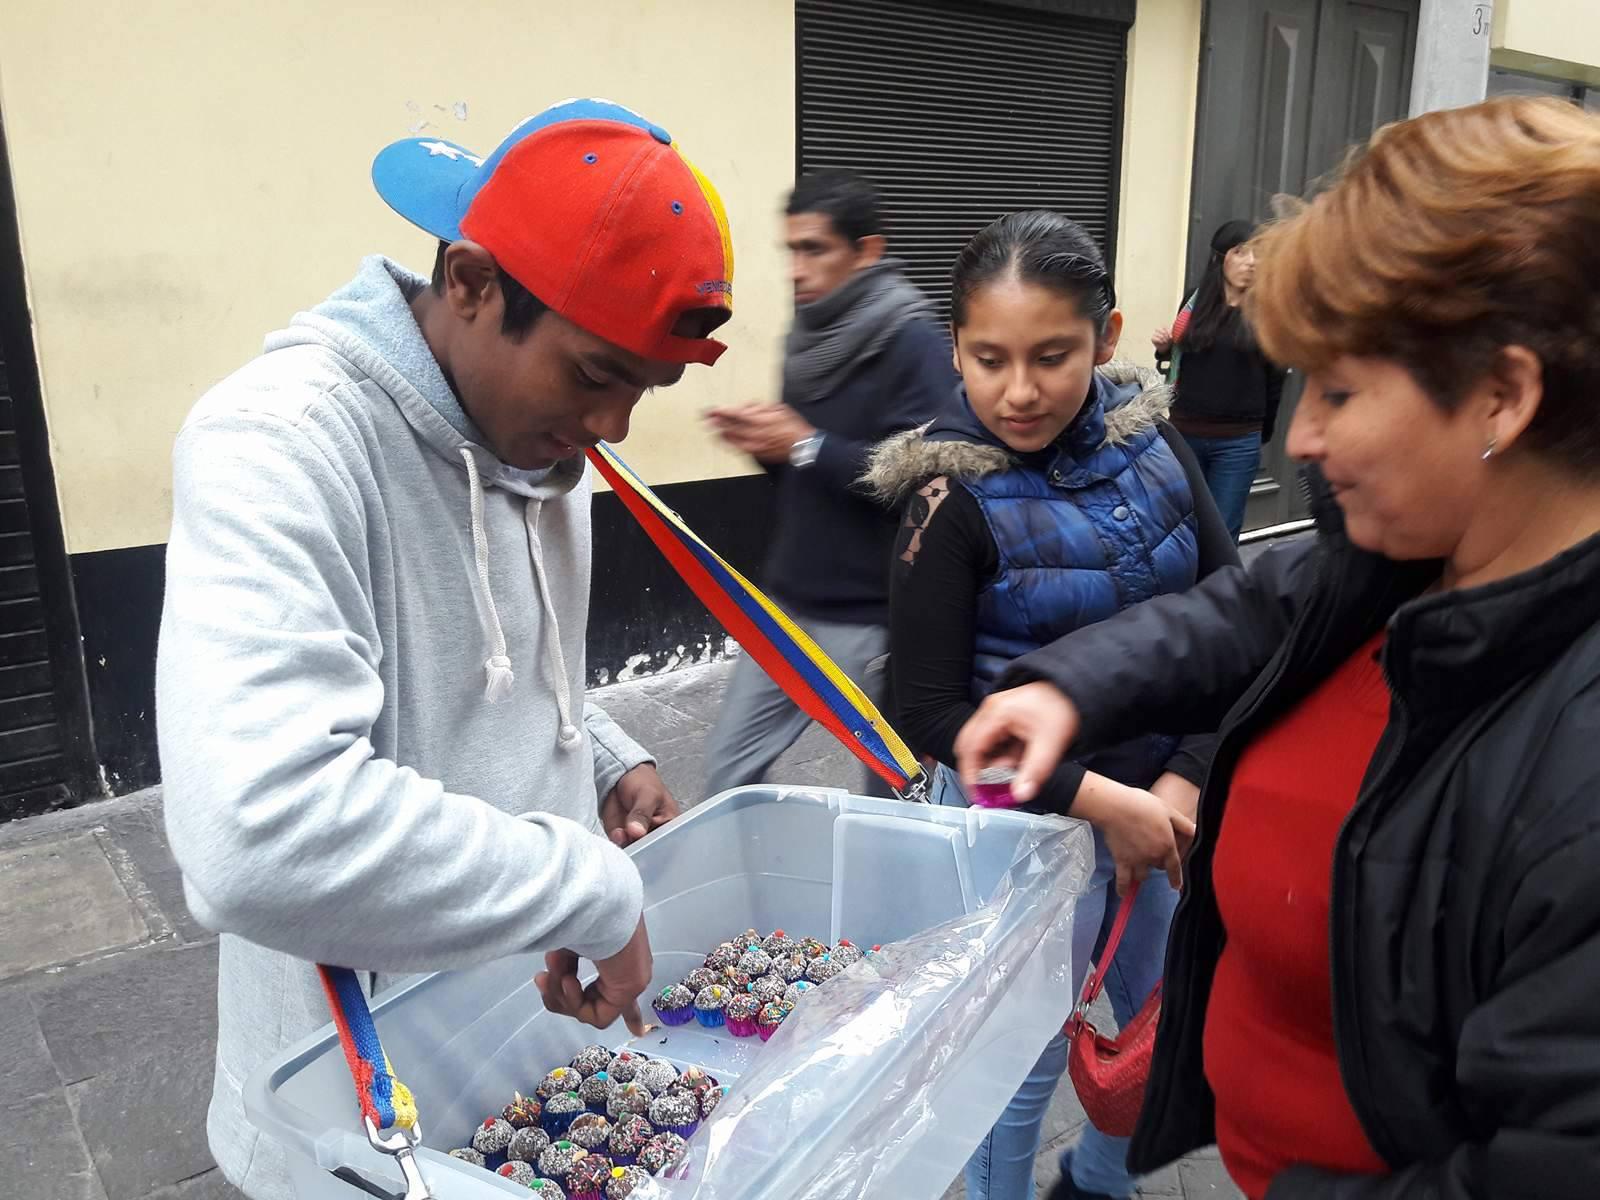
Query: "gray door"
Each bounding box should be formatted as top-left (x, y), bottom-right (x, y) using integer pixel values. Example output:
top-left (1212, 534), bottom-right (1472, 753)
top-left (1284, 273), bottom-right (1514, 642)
top-left (1186, 0), bottom-right (1419, 532)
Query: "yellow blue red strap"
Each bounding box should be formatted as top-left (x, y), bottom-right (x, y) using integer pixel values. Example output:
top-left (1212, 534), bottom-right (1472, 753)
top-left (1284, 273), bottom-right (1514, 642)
top-left (588, 442), bottom-right (927, 797)
top-left (317, 964), bottom-right (418, 1133)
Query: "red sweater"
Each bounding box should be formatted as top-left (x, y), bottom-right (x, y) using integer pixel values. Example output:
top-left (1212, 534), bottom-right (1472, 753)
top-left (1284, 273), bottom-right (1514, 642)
top-left (1203, 632), bottom-right (1391, 1198)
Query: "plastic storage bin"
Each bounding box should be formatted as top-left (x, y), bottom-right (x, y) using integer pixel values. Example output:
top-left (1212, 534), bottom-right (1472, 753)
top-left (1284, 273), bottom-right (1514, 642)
top-left (245, 785), bottom-right (1093, 1200)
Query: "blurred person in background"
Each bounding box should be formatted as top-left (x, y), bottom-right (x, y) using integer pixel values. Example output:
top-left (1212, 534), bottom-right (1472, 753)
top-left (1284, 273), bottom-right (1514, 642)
top-left (958, 96), bottom-right (1600, 1199)
top-left (1154, 220), bottom-right (1286, 541)
top-left (704, 169), bottom-right (953, 797)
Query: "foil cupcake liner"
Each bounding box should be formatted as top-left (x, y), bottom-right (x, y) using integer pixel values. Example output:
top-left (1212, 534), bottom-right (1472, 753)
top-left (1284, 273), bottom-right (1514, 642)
top-left (651, 1002), bottom-right (696, 1027)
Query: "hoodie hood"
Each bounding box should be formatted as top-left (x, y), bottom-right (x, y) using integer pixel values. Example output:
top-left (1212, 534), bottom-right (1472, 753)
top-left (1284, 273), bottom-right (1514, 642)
top-left (267, 255), bottom-right (583, 501)
top-left (862, 360), bottom-right (1172, 506)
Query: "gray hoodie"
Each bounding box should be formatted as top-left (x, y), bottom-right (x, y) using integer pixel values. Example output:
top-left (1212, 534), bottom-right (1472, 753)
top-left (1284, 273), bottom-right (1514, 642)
top-left (156, 257), bottom-right (653, 1198)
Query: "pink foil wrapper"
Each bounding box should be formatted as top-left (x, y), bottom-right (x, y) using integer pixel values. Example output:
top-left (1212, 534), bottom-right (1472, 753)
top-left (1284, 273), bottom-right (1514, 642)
top-left (970, 765), bottom-right (1019, 808)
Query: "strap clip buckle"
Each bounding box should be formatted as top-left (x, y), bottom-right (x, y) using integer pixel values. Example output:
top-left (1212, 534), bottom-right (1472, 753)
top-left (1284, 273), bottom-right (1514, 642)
top-left (363, 1116), bottom-right (432, 1200)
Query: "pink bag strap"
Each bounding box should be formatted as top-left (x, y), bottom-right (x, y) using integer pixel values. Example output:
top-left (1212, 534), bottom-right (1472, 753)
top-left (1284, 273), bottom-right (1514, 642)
top-left (1072, 880), bottom-right (1142, 1022)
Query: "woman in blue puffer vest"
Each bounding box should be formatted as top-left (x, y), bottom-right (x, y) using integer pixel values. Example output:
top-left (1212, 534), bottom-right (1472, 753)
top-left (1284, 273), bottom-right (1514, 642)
top-left (864, 211), bottom-right (1239, 1200)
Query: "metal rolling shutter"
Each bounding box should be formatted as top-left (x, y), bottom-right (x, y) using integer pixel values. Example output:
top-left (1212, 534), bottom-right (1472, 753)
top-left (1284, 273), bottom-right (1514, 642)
top-left (797, 0), bottom-right (1130, 316)
top-left (0, 348), bottom-right (69, 811)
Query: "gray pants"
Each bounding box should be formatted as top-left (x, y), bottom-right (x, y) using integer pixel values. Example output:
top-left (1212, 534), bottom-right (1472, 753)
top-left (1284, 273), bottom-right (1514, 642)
top-left (704, 615), bottom-right (893, 799)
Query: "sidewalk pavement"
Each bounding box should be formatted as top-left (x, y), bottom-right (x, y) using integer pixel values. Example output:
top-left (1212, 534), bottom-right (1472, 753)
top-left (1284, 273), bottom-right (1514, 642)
top-left (0, 659), bottom-right (1244, 1200)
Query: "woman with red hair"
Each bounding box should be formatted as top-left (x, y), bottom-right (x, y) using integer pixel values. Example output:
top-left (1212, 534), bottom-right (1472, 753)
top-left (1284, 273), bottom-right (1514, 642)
top-left (956, 97), bottom-right (1600, 1199)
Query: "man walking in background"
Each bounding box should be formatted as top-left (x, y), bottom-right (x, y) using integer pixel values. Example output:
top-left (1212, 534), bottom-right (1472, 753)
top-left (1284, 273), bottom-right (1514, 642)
top-left (704, 170), bottom-right (952, 797)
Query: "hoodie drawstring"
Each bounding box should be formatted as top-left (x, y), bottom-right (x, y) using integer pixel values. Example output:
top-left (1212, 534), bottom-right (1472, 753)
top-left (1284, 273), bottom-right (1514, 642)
top-left (459, 448), bottom-right (516, 702)
top-left (525, 499), bottom-right (582, 749)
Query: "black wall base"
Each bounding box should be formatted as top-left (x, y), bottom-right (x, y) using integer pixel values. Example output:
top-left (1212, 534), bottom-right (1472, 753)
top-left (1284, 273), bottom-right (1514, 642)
top-left (66, 473), bottom-right (777, 802)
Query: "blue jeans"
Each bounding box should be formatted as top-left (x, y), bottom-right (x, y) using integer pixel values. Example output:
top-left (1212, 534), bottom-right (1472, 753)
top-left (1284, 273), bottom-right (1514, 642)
top-left (1181, 432), bottom-right (1262, 543)
top-left (932, 767), bottom-right (1178, 1199)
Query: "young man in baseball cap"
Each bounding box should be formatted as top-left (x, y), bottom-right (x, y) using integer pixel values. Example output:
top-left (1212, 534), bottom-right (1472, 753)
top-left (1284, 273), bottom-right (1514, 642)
top-left (155, 99), bottom-right (734, 1199)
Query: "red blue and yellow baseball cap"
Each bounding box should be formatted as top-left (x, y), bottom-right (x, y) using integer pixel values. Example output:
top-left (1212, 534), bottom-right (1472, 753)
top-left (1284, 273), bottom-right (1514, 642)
top-left (372, 98), bottom-right (734, 366)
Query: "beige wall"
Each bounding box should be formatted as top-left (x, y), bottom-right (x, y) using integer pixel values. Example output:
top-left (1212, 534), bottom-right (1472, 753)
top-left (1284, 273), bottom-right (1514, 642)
top-left (1493, 0), bottom-right (1600, 85)
top-left (1116, 0), bottom-right (1203, 360)
top-left (0, 0), bottom-right (793, 555)
top-left (2, 0), bottom-right (1199, 556)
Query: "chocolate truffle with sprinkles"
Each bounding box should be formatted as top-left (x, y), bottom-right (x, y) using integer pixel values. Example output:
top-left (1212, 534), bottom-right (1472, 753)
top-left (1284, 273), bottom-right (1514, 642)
top-left (508, 1125), bottom-right (552, 1163)
top-left (608, 1114), bottom-right (655, 1164)
top-left (571, 1045), bottom-right (614, 1078)
top-left (672, 1065), bottom-right (716, 1094)
top-left (831, 939), bottom-right (865, 967)
top-left (700, 1084), bottom-right (730, 1119)
top-left (719, 967), bottom-right (752, 993)
top-left (771, 952), bottom-right (807, 983)
top-left (538, 1139), bottom-right (587, 1183)
top-left (651, 983), bottom-right (695, 1026)
top-left (503, 1091), bottom-right (542, 1130)
top-left (758, 1000), bottom-right (790, 1040)
top-left (638, 1130), bottom-right (689, 1175)
top-left (798, 936), bottom-right (828, 958)
top-left (635, 1059), bottom-right (679, 1095)
top-left (647, 1091), bottom-right (700, 1139)
top-left (567, 1151), bottom-right (616, 1198)
top-left (605, 1165), bottom-right (652, 1199)
top-left (784, 980), bottom-right (815, 1005)
top-left (499, 1160), bottom-right (538, 1186)
top-left (471, 1116), bottom-right (514, 1156)
top-left (693, 984), bottom-right (732, 1027)
top-left (579, 1070), bottom-right (613, 1112)
top-left (805, 953), bottom-right (844, 984)
top-left (762, 929), bottom-right (798, 957)
top-left (725, 991), bottom-right (762, 1035)
top-left (528, 1182), bottom-right (567, 1199)
top-left (750, 975), bottom-right (787, 1006)
top-left (734, 928), bottom-right (763, 950)
top-left (682, 966), bottom-right (720, 994)
top-left (543, 1090), bottom-right (586, 1136)
top-left (606, 1051), bottom-right (644, 1084)
top-left (607, 1081), bottom-right (653, 1120)
top-left (736, 947), bottom-right (772, 977)
top-left (448, 1147), bottom-right (486, 1167)
top-left (702, 942), bottom-right (741, 971)
top-left (539, 1066), bottom-right (585, 1100)
top-left (566, 1112), bottom-right (613, 1154)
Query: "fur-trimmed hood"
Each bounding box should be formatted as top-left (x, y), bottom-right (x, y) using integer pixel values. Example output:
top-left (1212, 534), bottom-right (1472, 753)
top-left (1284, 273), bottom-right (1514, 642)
top-left (861, 360), bottom-right (1173, 506)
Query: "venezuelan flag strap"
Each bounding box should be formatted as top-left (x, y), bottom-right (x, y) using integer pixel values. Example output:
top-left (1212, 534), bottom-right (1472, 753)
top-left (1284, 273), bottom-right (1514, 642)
top-left (588, 442), bottom-right (930, 802)
top-left (317, 964), bottom-right (431, 1198)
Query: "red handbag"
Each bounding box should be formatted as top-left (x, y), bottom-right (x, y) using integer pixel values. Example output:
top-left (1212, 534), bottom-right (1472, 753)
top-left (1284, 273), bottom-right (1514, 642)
top-left (1065, 880), bottom-right (1162, 1138)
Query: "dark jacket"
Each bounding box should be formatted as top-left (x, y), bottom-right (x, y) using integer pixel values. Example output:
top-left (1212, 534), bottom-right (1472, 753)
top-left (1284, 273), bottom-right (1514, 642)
top-left (1001, 486), bottom-right (1600, 1199)
top-left (761, 317), bottom-right (956, 625)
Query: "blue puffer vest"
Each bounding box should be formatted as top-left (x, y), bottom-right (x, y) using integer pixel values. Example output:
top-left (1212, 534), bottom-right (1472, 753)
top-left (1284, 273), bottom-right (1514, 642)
top-left (967, 378), bottom-right (1199, 692)
top-left (867, 365), bottom-right (1200, 789)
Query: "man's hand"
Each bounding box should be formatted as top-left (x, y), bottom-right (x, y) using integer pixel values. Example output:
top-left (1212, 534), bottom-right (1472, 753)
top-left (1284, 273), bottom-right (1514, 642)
top-left (536, 917), bottom-right (653, 1037)
top-left (955, 681), bottom-right (1081, 804)
top-left (601, 763), bottom-right (679, 847)
top-left (1152, 325), bottom-right (1175, 353)
top-left (705, 404), bottom-right (816, 464)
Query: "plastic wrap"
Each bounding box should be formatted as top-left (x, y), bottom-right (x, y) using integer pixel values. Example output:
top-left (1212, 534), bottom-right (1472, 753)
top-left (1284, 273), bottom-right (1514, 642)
top-left (635, 818), bottom-right (1094, 1200)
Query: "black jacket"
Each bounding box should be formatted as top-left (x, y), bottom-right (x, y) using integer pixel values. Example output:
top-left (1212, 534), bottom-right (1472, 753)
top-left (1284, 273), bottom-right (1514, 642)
top-left (1002, 498), bottom-right (1600, 1199)
top-left (761, 317), bottom-right (956, 625)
